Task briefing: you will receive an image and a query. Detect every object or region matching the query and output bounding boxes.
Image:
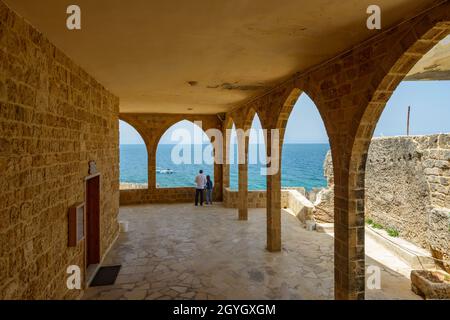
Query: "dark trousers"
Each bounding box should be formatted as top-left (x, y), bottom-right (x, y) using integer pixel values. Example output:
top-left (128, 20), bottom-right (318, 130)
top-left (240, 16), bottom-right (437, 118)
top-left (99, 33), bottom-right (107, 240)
top-left (195, 188), bottom-right (204, 206)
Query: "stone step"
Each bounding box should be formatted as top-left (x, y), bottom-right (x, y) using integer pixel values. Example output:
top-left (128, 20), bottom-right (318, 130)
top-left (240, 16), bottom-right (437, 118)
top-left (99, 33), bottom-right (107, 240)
top-left (365, 226), bottom-right (436, 270)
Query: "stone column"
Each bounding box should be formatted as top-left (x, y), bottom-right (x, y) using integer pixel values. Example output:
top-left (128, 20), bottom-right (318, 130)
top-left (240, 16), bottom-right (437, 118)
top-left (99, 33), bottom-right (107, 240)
top-left (266, 129), bottom-right (281, 252)
top-left (238, 163), bottom-right (248, 220)
top-left (214, 162), bottom-right (223, 202)
top-left (333, 154), bottom-right (365, 300)
top-left (148, 142), bottom-right (157, 191)
top-left (238, 131), bottom-right (248, 219)
top-left (223, 163), bottom-right (230, 189)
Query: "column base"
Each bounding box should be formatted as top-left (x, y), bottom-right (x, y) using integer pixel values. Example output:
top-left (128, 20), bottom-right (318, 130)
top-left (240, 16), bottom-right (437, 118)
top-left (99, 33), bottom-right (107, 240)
top-left (238, 209), bottom-right (248, 221)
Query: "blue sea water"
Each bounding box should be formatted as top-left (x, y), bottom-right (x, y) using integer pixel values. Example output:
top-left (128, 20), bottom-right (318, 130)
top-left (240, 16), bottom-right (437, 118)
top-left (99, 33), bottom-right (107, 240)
top-left (120, 143), bottom-right (330, 191)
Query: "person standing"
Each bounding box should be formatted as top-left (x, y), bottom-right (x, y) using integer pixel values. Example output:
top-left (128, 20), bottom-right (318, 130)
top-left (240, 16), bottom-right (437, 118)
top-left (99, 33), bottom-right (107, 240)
top-left (194, 170), bottom-right (206, 206)
top-left (205, 175), bottom-right (213, 205)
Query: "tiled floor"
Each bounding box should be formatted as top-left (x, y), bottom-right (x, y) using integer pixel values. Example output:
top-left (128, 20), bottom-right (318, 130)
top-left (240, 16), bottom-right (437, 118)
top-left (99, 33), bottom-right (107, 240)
top-left (82, 203), bottom-right (420, 300)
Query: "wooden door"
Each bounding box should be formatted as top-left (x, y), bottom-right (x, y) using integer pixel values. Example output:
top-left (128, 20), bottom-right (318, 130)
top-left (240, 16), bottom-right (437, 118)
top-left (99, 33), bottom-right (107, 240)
top-left (86, 175), bottom-right (100, 266)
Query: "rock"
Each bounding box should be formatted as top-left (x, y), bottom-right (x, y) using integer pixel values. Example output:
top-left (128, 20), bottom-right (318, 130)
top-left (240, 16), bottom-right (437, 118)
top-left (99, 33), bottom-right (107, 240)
top-left (410, 270), bottom-right (450, 300)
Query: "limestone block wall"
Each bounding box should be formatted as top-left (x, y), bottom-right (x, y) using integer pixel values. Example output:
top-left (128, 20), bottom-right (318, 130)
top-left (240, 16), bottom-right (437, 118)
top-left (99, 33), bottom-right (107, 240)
top-left (120, 187), bottom-right (199, 205)
top-left (322, 134), bottom-right (450, 270)
top-left (223, 188), bottom-right (266, 208)
top-left (0, 2), bottom-right (119, 299)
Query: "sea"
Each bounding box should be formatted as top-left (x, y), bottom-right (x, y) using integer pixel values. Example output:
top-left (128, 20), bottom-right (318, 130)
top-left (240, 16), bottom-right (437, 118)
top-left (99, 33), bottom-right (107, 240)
top-left (120, 144), bottom-right (330, 191)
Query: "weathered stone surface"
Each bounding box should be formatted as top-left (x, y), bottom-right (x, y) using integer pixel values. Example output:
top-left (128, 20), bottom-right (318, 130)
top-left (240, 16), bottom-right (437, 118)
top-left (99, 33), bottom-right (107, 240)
top-left (411, 270), bottom-right (450, 300)
top-left (321, 134), bottom-right (450, 272)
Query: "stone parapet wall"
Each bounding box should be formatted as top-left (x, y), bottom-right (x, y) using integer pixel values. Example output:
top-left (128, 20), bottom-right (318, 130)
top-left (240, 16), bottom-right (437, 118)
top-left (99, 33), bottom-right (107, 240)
top-left (223, 188), bottom-right (266, 208)
top-left (0, 2), bottom-right (120, 299)
top-left (283, 189), bottom-right (315, 223)
top-left (322, 134), bottom-right (450, 271)
top-left (120, 184), bottom-right (225, 205)
top-left (120, 187), bottom-right (200, 205)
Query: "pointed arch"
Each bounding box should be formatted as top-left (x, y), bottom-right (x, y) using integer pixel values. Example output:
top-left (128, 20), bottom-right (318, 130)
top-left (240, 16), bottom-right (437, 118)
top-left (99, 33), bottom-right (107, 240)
top-left (281, 92), bottom-right (331, 191)
top-left (119, 119), bottom-right (149, 189)
top-left (343, 22), bottom-right (450, 300)
top-left (223, 116), bottom-right (235, 190)
top-left (228, 122), bottom-right (239, 190)
top-left (248, 112), bottom-right (267, 190)
top-left (156, 120), bottom-right (214, 188)
top-left (350, 24), bottom-right (450, 188)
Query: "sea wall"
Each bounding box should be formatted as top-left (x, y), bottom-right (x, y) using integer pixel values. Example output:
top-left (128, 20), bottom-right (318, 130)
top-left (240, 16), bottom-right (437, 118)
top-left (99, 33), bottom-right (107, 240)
top-left (0, 2), bottom-right (120, 299)
top-left (321, 134), bottom-right (450, 271)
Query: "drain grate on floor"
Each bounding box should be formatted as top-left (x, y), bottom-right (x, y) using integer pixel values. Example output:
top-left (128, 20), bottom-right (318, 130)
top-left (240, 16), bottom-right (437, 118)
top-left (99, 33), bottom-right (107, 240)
top-left (90, 265), bottom-right (122, 287)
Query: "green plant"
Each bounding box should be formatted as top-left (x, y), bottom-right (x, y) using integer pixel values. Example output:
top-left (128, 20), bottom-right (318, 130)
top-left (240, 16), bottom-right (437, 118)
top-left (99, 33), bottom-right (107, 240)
top-left (366, 218), bottom-right (374, 225)
top-left (386, 227), bottom-right (399, 237)
top-left (372, 223), bottom-right (383, 229)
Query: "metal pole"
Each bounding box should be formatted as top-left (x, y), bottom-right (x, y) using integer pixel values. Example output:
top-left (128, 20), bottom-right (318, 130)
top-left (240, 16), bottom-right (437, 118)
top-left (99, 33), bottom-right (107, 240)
top-left (407, 106), bottom-right (411, 136)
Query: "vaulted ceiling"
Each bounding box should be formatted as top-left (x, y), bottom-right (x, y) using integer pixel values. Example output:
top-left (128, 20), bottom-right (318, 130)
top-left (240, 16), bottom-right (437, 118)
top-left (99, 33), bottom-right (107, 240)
top-left (4, 0), bottom-right (446, 113)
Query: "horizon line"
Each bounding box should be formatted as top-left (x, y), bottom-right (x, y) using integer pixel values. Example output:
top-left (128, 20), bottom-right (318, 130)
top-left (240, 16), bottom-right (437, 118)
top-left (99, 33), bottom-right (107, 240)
top-left (120, 142), bottom-right (331, 145)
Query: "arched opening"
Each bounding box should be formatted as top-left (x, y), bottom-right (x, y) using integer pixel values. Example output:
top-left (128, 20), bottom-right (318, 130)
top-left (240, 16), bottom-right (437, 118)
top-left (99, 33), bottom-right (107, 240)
top-left (276, 91), bottom-right (335, 298)
top-left (248, 113), bottom-right (267, 190)
top-left (228, 123), bottom-right (239, 190)
top-left (364, 35), bottom-right (450, 294)
top-left (349, 29), bottom-right (450, 299)
top-left (282, 94), bottom-right (330, 193)
top-left (156, 120), bottom-right (214, 188)
top-left (119, 120), bottom-right (148, 189)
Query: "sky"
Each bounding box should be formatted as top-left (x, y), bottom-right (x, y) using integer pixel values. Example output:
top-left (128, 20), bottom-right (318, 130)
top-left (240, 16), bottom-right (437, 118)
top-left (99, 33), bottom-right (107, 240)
top-left (119, 80), bottom-right (450, 145)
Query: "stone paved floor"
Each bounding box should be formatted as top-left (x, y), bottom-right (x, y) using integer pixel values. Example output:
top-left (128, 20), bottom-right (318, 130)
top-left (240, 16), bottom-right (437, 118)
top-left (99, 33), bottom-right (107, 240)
top-left (82, 203), bottom-right (420, 300)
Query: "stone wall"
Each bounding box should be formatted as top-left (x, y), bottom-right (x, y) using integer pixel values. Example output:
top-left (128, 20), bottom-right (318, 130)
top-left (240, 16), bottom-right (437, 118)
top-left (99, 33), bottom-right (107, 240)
top-left (0, 1), bottom-right (120, 299)
top-left (322, 134), bottom-right (450, 271)
top-left (121, 187), bottom-right (198, 205)
top-left (223, 188), bottom-right (266, 208)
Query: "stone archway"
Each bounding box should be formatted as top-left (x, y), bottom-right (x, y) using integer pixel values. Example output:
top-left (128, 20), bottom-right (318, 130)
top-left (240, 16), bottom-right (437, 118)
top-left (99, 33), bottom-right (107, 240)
top-left (118, 118), bottom-right (151, 190)
top-left (223, 116), bottom-right (235, 190)
top-left (348, 22), bottom-right (450, 299)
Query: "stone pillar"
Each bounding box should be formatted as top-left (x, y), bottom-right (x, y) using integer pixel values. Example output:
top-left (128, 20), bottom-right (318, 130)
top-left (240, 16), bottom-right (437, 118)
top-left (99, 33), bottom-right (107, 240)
top-left (238, 163), bottom-right (248, 220)
top-left (266, 129), bottom-right (281, 252)
top-left (148, 142), bottom-right (157, 191)
top-left (236, 125), bottom-right (249, 220)
top-left (223, 163), bottom-right (230, 189)
top-left (214, 162), bottom-right (223, 202)
top-left (333, 155), bottom-right (365, 300)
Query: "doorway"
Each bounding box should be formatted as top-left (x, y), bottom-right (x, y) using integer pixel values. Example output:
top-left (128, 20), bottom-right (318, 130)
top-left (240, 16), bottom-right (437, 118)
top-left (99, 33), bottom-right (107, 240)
top-left (86, 174), bottom-right (100, 267)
